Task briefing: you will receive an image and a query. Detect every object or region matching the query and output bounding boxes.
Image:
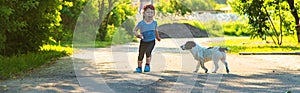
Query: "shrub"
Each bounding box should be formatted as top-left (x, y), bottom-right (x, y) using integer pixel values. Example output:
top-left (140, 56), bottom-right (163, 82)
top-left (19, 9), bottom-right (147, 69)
top-left (40, 44), bottom-right (73, 55)
top-left (0, 0), bottom-right (63, 56)
top-left (202, 20), bottom-right (224, 37)
top-left (223, 21), bottom-right (250, 36)
top-left (179, 20), bottom-right (207, 30)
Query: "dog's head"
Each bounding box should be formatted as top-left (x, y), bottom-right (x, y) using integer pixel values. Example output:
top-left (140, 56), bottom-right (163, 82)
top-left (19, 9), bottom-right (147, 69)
top-left (180, 41), bottom-right (196, 50)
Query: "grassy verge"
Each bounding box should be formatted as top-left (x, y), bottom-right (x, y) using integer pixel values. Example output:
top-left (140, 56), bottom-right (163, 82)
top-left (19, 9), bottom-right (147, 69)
top-left (0, 45), bottom-right (72, 80)
top-left (95, 41), bottom-right (113, 48)
top-left (72, 41), bottom-right (112, 48)
top-left (210, 36), bottom-right (300, 54)
top-left (0, 51), bottom-right (67, 80)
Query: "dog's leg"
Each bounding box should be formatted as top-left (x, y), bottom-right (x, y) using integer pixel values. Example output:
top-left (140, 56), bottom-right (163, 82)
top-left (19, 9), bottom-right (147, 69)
top-left (201, 62), bottom-right (208, 73)
top-left (221, 55), bottom-right (230, 74)
top-left (200, 59), bottom-right (208, 73)
top-left (222, 60), bottom-right (230, 74)
top-left (212, 58), bottom-right (219, 73)
top-left (194, 61), bottom-right (200, 73)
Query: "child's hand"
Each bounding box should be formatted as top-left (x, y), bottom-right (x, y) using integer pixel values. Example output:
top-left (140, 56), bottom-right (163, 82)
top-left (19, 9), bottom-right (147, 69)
top-left (136, 34), bottom-right (143, 39)
top-left (156, 37), bottom-right (161, 42)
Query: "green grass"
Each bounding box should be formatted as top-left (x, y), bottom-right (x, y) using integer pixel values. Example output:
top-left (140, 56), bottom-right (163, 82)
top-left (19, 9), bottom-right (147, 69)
top-left (0, 51), bottom-right (67, 80)
top-left (71, 41), bottom-right (112, 48)
top-left (95, 41), bottom-right (113, 48)
top-left (0, 44), bottom-right (73, 80)
top-left (0, 40), bottom-right (115, 80)
top-left (211, 36), bottom-right (300, 54)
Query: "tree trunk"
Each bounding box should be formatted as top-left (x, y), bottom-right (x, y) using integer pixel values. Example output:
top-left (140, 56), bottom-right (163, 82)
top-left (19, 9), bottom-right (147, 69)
top-left (296, 26), bottom-right (300, 43)
top-left (98, 0), bottom-right (116, 41)
top-left (98, 0), bottom-right (105, 26)
top-left (287, 0), bottom-right (300, 43)
top-left (98, 0), bottom-right (105, 41)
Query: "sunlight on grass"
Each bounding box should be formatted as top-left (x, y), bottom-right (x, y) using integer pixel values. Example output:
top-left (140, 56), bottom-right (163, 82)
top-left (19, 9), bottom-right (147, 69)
top-left (40, 45), bottom-right (73, 55)
top-left (211, 36), bottom-right (300, 54)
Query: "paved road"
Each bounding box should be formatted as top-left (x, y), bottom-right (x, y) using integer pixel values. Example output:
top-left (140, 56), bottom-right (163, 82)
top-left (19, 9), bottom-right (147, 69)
top-left (1, 38), bottom-right (300, 93)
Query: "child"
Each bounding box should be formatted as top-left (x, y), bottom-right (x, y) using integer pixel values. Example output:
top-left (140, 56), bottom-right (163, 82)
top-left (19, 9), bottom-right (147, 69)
top-left (134, 4), bottom-right (161, 73)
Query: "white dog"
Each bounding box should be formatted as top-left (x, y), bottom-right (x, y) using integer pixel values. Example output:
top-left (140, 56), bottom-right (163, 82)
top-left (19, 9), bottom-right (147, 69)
top-left (180, 41), bottom-right (230, 73)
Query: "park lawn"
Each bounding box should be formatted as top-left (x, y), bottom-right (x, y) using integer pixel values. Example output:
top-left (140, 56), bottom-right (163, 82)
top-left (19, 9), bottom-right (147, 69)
top-left (211, 36), bottom-right (300, 54)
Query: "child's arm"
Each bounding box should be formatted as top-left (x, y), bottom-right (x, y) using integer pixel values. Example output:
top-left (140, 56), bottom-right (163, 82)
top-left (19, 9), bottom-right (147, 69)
top-left (155, 29), bottom-right (161, 41)
top-left (133, 27), bottom-right (143, 39)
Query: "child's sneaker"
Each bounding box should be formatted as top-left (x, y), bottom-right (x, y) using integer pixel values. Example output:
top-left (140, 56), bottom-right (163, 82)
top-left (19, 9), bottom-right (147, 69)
top-left (136, 67), bottom-right (142, 73)
top-left (144, 65), bottom-right (150, 72)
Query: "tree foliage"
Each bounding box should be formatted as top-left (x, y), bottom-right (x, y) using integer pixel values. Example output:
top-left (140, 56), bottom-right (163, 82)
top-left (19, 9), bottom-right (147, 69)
top-left (0, 0), bottom-right (200, 56)
top-left (181, 0), bottom-right (215, 11)
top-left (97, 0), bottom-right (136, 41)
top-left (287, 0), bottom-right (300, 43)
top-left (230, 0), bottom-right (299, 45)
top-left (0, 0), bottom-right (63, 56)
top-left (97, 0), bottom-right (194, 41)
top-left (156, 0), bottom-right (191, 16)
top-left (60, 0), bottom-right (87, 42)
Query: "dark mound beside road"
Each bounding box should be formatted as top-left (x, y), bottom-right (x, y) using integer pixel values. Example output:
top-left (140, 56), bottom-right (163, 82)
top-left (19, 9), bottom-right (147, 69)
top-left (158, 23), bottom-right (208, 38)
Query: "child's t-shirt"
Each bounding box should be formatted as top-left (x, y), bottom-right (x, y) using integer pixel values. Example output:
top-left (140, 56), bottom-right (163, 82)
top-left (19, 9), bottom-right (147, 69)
top-left (136, 20), bottom-right (157, 42)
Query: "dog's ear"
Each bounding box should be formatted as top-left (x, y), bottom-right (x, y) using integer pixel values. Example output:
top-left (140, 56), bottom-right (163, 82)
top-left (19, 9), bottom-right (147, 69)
top-left (185, 41), bottom-right (196, 49)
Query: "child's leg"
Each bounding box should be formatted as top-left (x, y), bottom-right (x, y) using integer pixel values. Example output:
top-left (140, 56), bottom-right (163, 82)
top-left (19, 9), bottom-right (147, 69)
top-left (144, 41), bottom-right (155, 72)
top-left (146, 57), bottom-right (151, 66)
top-left (138, 41), bottom-right (147, 67)
top-left (136, 41), bottom-right (147, 73)
top-left (138, 61), bottom-right (143, 68)
top-left (145, 40), bottom-right (155, 65)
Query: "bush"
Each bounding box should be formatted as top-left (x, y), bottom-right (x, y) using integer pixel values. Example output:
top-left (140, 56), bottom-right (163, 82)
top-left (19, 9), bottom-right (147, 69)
top-left (179, 20), bottom-right (207, 30)
top-left (40, 44), bottom-right (73, 55)
top-left (0, 0), bottom-right (63, 56)
top-left (223, 21), bottom-right (250, 36)
top-left (203, 20), bottom-right (224, 37)
top-left (104, 17), bottom-right (136, 44)
top-left (179, 20), bottom-right (249, 37)
top-left (111, 27), bottom-right (134, 44)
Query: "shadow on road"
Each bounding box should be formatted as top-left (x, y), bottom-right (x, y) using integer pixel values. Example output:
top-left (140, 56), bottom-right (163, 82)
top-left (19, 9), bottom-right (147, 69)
top-left (95, 61), bottom-right (300, 93)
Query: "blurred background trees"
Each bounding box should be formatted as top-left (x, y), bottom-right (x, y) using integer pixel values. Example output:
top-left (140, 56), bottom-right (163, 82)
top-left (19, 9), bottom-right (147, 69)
top-left (1, 0), bottom-right (299, 56)
top-left (230, 0), bottom-right (300, 45)
top-left (0, 0), bottom-right (65, 56)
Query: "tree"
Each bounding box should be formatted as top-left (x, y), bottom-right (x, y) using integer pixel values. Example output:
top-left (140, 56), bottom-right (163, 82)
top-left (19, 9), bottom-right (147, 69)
top-left (60, 0), bottom-right (87, 42)
top-left (97, 0), bottom-right (118, 41)
top-left (0, 0), bottom-right (63, 56)
top-left (97, 0), bottom-right (140, 41)
top-left (287, 0), bottom-right (300, 43)
top-left (182, 0), bottom-right (216, 11)
top-left (156, 0), bottom-right (192, 16)
top-left (230, 0), bottom-right (297, 45)
top-left (95, 0), bottom-right (194, 41)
